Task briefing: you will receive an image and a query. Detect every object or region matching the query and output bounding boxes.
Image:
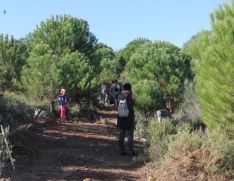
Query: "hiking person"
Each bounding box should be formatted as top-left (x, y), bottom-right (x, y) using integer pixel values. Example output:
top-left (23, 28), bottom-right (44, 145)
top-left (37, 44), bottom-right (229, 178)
top-left (58, 88), bottom-right (69, 121)
top-left (100, 83), bottom-right (107, 106)
top-left (156, 96), bottom-right (171, 122)
top-left (109, 87), bottom-right (115, 105)
top-left (111, 80), bottom-right (121, 108)
top-left (117, 83), bottom-right (136, 156)
top-left (88, 109), bottom-right (98, 123)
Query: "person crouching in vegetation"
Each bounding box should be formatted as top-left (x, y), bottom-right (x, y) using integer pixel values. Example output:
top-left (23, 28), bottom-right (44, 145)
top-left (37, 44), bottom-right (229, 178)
top-left (117, 83), bottom-right (136, 156)
top-left (58, 88), bottom-right (69, 121)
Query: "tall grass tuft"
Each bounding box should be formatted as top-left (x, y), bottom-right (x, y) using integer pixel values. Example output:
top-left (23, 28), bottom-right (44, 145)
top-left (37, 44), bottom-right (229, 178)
top-left (0, 126), bottom-right (14, 176)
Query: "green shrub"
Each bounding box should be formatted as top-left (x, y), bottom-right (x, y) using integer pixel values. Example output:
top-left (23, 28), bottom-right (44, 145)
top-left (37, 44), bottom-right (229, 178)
top-left (206, 128), bottom-right (234, 172)
top-left (147, 119), bottom-right (177, 162)
top-left (0, 92), bottom-right (43, 127)
top-left (133, 80), bottom-right (163, 115)
top-left (181, 82), bottom-right (201, 123)
top-left (134, 116), bottom-right (148, 141)
top-left (148, 125), bottom-right (234, 180)
top-left (166, 126), bottom-right (204, 157)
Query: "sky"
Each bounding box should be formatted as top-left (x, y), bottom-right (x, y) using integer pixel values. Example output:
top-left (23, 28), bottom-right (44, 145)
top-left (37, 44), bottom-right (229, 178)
top-left (0, 0), bottom-right (228, 51)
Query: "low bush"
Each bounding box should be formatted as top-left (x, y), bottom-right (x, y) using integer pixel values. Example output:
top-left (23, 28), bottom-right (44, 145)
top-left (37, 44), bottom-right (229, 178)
top-left (147, 126), bottom-right (234, 180)
top-left (147, 119), bottom-right (177, 162)
top-left (0, 91), bottom-right (46, 127)
top-left (134, 114), bottom-right (148, 141)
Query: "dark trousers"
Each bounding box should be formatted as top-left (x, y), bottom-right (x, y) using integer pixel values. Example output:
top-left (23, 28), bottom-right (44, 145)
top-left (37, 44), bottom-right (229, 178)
top-left (114, 95), bottom-right (119, 108)
top-left (118, 128), bottom-right (134, 154)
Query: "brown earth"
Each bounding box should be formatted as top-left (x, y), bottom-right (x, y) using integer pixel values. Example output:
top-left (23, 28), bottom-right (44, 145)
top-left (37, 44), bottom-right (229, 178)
top-left (1, 108), bottom-right (146, 181)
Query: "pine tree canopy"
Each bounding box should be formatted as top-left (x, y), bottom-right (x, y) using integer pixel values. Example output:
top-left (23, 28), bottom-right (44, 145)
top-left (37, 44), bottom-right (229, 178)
top-left (124, 41), bottom-right (193, 113)
top-left (185, 1), bottom-right (234, 132)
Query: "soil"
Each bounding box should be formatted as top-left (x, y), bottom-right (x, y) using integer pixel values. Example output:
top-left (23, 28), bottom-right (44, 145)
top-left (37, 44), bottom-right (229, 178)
top-left (1, 107), bottom-right (146, 181)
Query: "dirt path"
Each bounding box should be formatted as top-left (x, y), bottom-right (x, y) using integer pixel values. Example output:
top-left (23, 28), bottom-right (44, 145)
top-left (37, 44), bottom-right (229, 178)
top-left (2, 109), bottom-right (146, 181)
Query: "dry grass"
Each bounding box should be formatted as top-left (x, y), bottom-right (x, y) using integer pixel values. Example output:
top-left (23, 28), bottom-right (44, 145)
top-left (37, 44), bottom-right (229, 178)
top-left (147, 144), bottom-right (234, 181)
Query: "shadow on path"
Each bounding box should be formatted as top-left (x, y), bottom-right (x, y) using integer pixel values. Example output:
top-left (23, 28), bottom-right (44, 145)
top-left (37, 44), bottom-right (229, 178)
top-left (2, 120), bottom-right (145, 181)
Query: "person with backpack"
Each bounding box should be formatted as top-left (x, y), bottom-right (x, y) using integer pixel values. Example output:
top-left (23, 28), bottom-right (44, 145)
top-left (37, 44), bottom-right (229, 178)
top-left (111, 80), bottom-right (121, 108)
top-left (109, 80), bottom-right (115, 105)
top-left (58, 88), bottom-right (69, 121)
top-left (117, 83), bottom-right (136, 156)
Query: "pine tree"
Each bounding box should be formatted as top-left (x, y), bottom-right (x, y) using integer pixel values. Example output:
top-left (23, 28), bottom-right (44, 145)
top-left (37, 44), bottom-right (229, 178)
top-left (21, 15), bottom-right (100, 100)
top-left (185, 1), bottom-right (234, 132)
top-left (0, 35), bottom-right (28, 91)
top-left (124, 41), bottom-right (193, 113)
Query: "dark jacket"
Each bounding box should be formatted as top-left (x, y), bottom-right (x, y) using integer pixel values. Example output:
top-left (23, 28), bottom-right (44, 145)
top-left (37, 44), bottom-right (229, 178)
top-left (117, 90), bottom-right (135, 130)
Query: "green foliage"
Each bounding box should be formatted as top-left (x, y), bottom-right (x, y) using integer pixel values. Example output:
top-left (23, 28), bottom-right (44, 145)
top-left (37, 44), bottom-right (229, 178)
top-left (21, 15), bottom-right (102, 101)
top-left (147, 120), bottom-right (177, 162)
top-left (166, 127), bottom-right (234, 176)
top-left (118, 38), bottom-right (151, 63)
top-left (147, 121), bottom-right (234, 178)
top-left (150, 127), bottom-right (234, 180)
top-left (134, 120), bottom-right (147, 141)
top-left (183, 31), bottom-right (211, 65)
top-left (28, 15), bottom-right (97, 56)
top-left (133, 80), bottom-right (163, 113)
top-left (148, 120), bottom-right (176, 144)
top-left (185, 1), bottom-right (234, 132)
top-left (207, 128), bottom-right (234, 171)
top-left (134, 113), bottom-right (148, 140)
top-left (181, 82), bottom-right (201, 123)
top-left (0, 35), bottom-right (28, 91)
top-left (0, 92), bottom-right (36, 126)
top-left (166, 126), bottom-right (204, 156)
top-left (21, 52), bottom-right (59, 99)
top-left (94, 43), bottom-right (117, 83)
top-left (99, 59), bottom-right (117, 83)
top-left (58, 52), bottom-right (98, 99)
top-left (116, 38), bottom-right (150, 74)
top-left (124, 41), bottom-right (193, 113)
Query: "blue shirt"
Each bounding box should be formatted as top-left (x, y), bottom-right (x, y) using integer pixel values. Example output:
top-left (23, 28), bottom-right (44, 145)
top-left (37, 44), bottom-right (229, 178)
top-left (59, 94), bottom-right (68, 106)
